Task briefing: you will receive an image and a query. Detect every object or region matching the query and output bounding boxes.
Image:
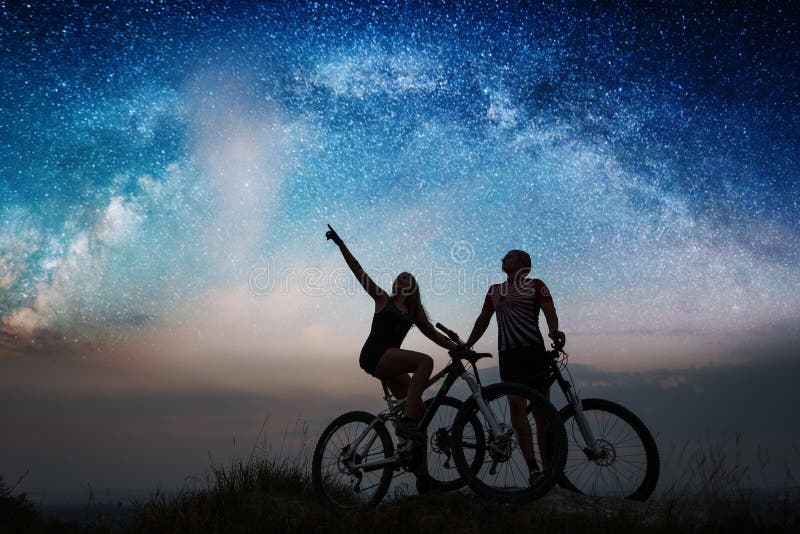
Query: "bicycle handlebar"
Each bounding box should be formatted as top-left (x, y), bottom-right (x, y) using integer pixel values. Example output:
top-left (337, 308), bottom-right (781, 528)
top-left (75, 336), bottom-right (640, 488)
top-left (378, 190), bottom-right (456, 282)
top-left (435, 322), bottom-right (464, 344)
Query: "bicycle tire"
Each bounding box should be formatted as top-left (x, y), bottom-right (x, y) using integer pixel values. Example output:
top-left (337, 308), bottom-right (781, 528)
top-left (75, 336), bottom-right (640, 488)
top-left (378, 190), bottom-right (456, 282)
top-left (557, 398), bottom-right (660, 501)
top-left (450, 382), bottom-right (567, 502)
top-left (312, 411), bottom-right (394, 509)
top-left (424, 396), bottom-right (486, 492)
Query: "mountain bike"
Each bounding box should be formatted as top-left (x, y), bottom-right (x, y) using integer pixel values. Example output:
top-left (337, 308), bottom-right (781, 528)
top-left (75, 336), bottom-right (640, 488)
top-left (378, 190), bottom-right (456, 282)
top-left (537, 349), bottom-right (660, 500)
top-left (311, 324), bottom-right (568, 509)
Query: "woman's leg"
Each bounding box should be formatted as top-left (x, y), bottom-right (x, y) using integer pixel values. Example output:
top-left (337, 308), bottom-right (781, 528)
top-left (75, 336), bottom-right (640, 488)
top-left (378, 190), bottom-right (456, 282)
top-left (374, 349), bottom-right (433, 476)
top-left (373, 348), bottom-right (433, 422)
top-left (382, 373), bottom-right (411, 401)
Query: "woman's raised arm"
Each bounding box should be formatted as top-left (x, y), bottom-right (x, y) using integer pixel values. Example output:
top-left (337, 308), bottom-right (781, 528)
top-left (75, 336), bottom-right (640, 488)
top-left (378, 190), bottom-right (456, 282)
top-left (326, 225), bottom-right (385, 301)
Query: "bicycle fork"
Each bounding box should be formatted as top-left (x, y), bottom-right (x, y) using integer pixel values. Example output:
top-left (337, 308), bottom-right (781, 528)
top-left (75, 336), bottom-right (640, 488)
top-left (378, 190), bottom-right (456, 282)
top-left (563, 383), bottom-right (602, 458)
top-left (462, 371), bottom-right (504, 436)
top-left (462, 371), bottom-right (511, 475)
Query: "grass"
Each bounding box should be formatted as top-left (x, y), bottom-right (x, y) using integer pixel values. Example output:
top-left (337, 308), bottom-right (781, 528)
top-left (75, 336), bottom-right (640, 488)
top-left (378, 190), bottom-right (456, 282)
top-left (3, 419), bottom-right (798, 533)
top-left (1, 473), bottom-right (39, 532)
top-left (84, 456), bottom-right (800, 534)
top-left (3, 443), bottom-right (799, 534)
top-left (657, 434), bottom-right (800, 528)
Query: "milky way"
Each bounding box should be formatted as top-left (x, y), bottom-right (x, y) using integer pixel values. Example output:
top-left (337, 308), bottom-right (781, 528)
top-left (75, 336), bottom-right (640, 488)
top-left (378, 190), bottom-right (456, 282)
top-left (1, 1), bottom-right (798, 351)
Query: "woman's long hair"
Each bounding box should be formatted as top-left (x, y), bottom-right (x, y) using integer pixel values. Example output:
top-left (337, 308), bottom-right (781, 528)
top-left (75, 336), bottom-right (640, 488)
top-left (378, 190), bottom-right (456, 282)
top-left (393, 272), bottom-right (429, 326)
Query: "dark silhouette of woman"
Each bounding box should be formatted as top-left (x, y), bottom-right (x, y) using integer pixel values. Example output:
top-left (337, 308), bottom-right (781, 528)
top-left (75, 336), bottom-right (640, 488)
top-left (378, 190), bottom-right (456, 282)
top-left (325, 224), bottom-right (457, 493)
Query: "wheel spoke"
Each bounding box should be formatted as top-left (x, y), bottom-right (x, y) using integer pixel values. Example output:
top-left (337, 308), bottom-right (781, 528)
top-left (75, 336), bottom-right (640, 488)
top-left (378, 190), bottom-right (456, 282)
top-left (312, 412), bottom-right (394, 509)
top-left (423, 397), bottom-right (484, 490)
top-left (559, 401), bottom-right (658, 500)
top-left (450, 383), bottom-right (566, 501)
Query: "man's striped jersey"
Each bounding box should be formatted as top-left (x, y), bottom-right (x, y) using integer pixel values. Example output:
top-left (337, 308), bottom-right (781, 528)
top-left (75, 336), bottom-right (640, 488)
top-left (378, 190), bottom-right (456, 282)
top-left (481, 278), bottom-right (554, 352)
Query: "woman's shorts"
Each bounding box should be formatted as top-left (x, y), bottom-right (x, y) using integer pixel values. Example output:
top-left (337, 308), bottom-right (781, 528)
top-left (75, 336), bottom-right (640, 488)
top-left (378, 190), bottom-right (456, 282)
top-left (359, 339), bottom-right (391, 376)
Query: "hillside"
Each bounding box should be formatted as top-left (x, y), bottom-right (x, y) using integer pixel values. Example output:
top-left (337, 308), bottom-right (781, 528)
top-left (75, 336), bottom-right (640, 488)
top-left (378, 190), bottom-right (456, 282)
top-left (3, 460), bottom-right (798, 534)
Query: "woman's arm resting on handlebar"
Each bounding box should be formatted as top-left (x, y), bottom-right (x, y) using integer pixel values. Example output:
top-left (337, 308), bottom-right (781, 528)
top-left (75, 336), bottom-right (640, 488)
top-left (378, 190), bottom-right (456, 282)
top-left (417, 320), bottom-right (459, 350)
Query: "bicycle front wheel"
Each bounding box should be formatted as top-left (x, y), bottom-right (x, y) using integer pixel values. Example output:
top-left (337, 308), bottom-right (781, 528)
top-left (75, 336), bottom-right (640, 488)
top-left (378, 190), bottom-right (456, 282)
top-left (312, 411), bottom-right (394, 509)
top-left (450, 382), bottom-right (567, 502)
top-left (558, 398), bottom-right (660, 500)
top-left (424, 396), bottom-right (486, 492)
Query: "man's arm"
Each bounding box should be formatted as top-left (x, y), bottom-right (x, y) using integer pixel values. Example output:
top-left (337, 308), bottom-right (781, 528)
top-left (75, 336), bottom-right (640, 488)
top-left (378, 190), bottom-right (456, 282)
top-left (466, 310), bottom-right (493, 348)
top-left (540, 301), bottom-right (565, 349)
top-left (540, 301), bottom-right (558, 333)
top-left (466, 290), bottom-right (495, 348)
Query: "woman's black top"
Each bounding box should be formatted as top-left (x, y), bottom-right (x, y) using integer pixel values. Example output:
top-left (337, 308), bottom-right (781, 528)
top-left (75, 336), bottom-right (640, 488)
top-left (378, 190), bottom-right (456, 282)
top-left (359, 299), bottom-right (413, 376)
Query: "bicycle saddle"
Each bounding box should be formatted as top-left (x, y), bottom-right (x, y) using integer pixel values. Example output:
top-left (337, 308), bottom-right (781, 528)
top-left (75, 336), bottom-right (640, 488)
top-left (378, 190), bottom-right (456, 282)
top-left (380, 380), bottom-right (401, 399)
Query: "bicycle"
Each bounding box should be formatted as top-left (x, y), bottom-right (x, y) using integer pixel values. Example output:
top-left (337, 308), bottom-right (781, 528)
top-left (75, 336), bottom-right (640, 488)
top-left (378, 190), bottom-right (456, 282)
top-left (311, 323), bottom-right (568, 509)
top-left (535, 348), bottom-right (660, 500)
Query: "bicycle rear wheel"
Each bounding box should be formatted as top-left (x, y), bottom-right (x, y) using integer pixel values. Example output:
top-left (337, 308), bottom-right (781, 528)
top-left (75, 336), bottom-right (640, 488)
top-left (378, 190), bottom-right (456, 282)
top-left (424, 396), bottom-right (485, 492)
top-left (312, 411), bottom-right (394, 509)
top-left (450, 382), bottom-right (567, 502)
top-left (558, 398), bottom-right (660, 500)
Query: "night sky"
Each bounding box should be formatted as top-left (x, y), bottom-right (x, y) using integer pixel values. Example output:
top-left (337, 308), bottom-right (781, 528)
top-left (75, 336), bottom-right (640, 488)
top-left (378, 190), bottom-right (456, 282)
top-left (1, 1), bottom-right (798, 501)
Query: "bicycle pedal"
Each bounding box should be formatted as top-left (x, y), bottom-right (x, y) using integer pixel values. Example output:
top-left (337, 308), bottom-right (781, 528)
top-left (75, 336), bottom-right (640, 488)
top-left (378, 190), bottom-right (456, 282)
top-left (489, 460), bottom-right (500, 476)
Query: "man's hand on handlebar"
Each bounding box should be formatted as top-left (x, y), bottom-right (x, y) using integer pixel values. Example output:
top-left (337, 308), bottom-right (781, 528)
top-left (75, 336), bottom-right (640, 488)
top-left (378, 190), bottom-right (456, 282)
top-left (448, 344), bottom-right (472, 359)
top-left (549, 330), bottom-right (566, 350)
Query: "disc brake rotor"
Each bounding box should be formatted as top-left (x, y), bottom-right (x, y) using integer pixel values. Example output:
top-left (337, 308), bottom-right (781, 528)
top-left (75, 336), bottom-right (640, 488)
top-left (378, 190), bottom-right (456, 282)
top-left (592, 438), bottom-right (616, 467)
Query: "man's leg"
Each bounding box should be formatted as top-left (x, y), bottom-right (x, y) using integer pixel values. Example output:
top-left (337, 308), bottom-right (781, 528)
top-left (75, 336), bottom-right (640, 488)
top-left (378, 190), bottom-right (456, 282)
top-left (528, 363), bottom-right (553, 471)
top-left (504, 348), bottom-right (553, 477)
top-left (509, 393), bottom-right (537, 462)
top-left (531, 403), bottom-right (550, 471)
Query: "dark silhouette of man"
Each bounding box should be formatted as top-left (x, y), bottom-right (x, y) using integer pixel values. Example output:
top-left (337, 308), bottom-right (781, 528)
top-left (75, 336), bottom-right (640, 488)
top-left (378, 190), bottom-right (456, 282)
top-left (466, 249), bottom-right (565, 482)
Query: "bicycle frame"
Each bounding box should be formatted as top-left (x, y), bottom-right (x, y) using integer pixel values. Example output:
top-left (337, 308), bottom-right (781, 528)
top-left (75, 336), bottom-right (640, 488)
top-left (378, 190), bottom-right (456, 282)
top-left (343, 354), bottom-right (505, 474)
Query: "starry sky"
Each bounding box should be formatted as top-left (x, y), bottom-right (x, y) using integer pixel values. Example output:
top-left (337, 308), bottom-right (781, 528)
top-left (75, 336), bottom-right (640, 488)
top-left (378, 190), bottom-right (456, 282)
top-left (1, 1), bottom-right (799, 500)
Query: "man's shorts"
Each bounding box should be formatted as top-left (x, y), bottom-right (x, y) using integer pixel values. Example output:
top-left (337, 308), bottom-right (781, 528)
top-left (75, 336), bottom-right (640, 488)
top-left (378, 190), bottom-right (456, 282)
top-left (499, 344), bottom-right (552, 398)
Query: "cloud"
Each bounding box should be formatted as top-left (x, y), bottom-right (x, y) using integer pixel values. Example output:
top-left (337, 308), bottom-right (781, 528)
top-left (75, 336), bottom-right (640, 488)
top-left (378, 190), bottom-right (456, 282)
top-left (575, 351), bottom-right (800, 490)
top-left (2, 71), bottom-right (296, 343)
top-left (2, 194), bottom-right (144, 336)
top-left (0, 208), bottom-right (41, 291)
top-left (0, 372), bottom-right (351, 497)
top-left (94, 196), bottom-right (143, 246)
top-left (454, 334), bottom-right (800, 491)
top-left (0, 322), bottom-right (104, 362)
